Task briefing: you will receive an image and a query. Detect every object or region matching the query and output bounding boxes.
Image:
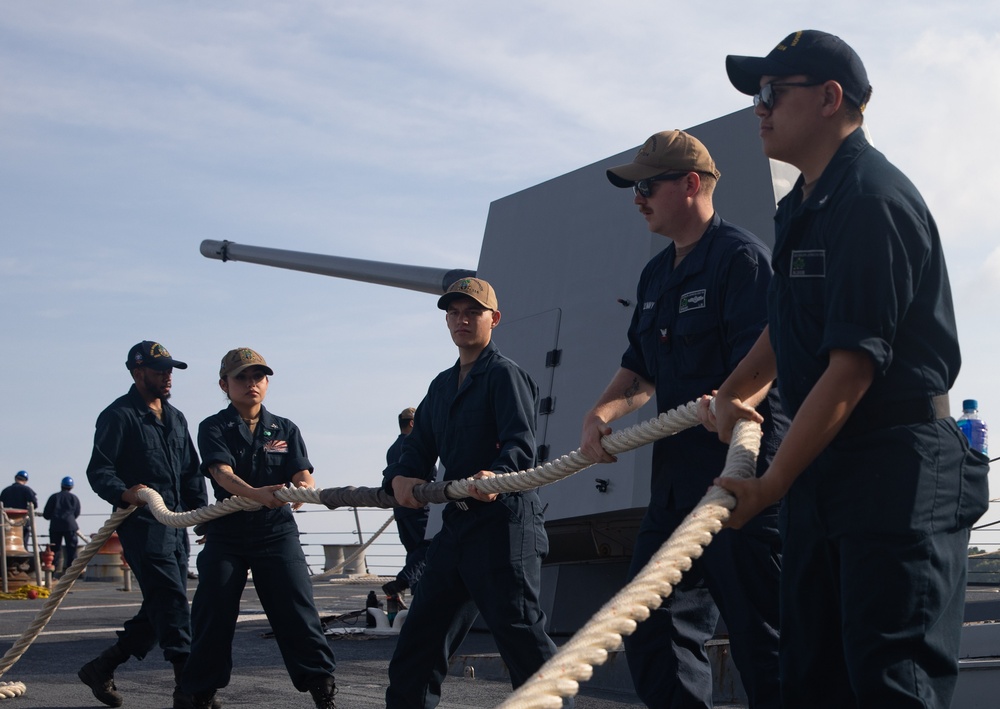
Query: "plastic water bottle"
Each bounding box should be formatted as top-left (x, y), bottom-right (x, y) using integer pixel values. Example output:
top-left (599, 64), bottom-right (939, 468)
top-left (386, 593), bottom-right (400, 625)
top-left (957, 399), bottom-right (989, 455)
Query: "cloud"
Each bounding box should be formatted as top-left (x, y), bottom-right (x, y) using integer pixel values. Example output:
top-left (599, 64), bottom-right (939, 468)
top-left (3, 0), bottom-right (1000, 549)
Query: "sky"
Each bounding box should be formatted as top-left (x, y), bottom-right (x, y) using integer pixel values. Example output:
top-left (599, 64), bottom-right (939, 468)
top-left (2, 1), bottom-right (999, 559)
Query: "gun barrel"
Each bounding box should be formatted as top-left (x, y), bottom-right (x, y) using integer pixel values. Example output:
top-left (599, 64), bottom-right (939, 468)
top-left (200, 240), bottom-right (475, 296)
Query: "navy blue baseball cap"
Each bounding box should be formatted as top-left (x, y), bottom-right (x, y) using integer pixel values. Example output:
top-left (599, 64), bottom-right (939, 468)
top-left (726, 30), bottom-right (872, 111)
top-left (126, 341), bottom-right (188, 371)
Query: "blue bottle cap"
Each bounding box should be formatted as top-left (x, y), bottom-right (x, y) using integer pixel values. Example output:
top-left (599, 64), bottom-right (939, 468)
top-left (962, 399), bottom-right (978, 411)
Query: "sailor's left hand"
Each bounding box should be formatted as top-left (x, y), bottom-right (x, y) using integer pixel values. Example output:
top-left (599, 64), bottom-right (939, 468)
top-left (713, 473), bottom-right (782, 529)
top-left (467, 470), bottom-right (499, 503)
top-left (289, 470), bottom-right (315, 510)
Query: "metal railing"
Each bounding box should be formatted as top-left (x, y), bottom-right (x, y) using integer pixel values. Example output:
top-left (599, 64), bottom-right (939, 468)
top-left (76, 506), bottom-right (407, 579)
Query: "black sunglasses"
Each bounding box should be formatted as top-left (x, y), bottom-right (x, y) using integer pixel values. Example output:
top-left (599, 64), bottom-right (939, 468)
top-left (753, 80), bottom-right (824, 111)
top-left (633, 172), bottom-right (690, 198)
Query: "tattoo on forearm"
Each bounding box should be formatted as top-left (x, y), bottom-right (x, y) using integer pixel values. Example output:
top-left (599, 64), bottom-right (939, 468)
top-left (624, 377), bottom-right (640, 407)
top-left (212, 464), bottom-right (249, 491)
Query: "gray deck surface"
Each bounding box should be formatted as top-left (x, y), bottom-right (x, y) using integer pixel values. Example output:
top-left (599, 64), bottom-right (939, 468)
top-left (0, 575), bottom-right (747, 708)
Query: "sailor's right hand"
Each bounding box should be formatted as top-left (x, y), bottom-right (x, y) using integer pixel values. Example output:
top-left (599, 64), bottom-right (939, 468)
top-left (249, 484), bottom-right (287, 509)
top-left (121, 484), bottom-right (149, 508)
top-left (580, 413), bottom-right (616, 464)
top-left (708, 393), bottom-right (763, 444)
top-left (391, 476), bottom-right (426, 509)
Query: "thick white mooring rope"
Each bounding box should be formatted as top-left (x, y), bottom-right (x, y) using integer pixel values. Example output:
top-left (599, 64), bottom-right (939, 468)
top-left (0, 398), bottom-right (748, 707)
top-left (496, 417), bottom-right (760, 709)
top-left (0, 506), bottom-right (136, 698)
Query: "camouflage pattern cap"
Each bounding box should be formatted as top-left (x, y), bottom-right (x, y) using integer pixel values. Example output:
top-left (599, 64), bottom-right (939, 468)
top-left (219, 347), bottom-right (274, 379)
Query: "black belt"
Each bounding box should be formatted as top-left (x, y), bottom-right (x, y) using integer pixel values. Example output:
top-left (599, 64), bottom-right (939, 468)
top-left (450, 490), bottom-right (520, 512)
top-left (840, 393), bottom-right (950, 438)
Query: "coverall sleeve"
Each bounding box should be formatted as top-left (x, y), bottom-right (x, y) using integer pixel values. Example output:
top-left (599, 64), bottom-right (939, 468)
top-left (720, 243), bottom-right (772, 370)
top-left (86, 409), bottom-right (131, 508)
top-left (177, 413), bottom-right (208, 511)
top-left (486, 364), bottom-right (538, 475)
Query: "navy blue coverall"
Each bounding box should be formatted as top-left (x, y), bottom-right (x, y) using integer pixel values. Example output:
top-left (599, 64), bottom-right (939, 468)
top-left (42, 489), bottom-right (81, 571)
top-left (0, 482), bottom-right (38, 542)
top-left (768, 128), bottom-right (990, 708)
top-left (621, 214), bottom-right (787, 709)
top-left (87, 384), bottom-right (208, 663)
top-left (383, 341), bottom-right (558, 709)
top-left (386, 434), bottom-right (430, 589)
top-left (179, 405), bottom-right (335, 696)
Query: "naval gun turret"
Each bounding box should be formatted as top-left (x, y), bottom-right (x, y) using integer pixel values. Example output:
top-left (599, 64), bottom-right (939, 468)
top-left (201, 107), bottom-right (792, 632)
top-left (199, 239), bottom-right (475, 296)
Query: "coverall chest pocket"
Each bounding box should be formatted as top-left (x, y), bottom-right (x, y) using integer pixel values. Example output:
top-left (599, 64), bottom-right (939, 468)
top-left (787, 274), bottom-right (826, 318)
top-left (265, 452), bottom-right (288, 479)
top-left (635, 310), bottom-right (664, 373)
top-left (167, 429), bottom-right (188, 456)
top-left (673, 312), bottom-right (725, 379)
top-left (784, 239), bottom-right (827, 309)
top-left (454, 407), bottom-right (492, 434)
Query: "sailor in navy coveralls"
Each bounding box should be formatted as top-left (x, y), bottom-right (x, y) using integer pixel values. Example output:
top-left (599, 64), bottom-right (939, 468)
top-left (384, 278), bottom-right (561, 709)
top-left (175, 348), bottom-right (336, 709)
top-left (581, 131), bottom-right (786, 708)
top-left (712, 30), bottom-right (990, 708)
top-left (82, 341), bottom-right (208, 708)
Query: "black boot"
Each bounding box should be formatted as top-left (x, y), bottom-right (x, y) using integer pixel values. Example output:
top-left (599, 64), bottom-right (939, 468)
top-left (78, 643), bottom-right (128, 707)
top-left (308, 675), bottom-right (337, 709)
top-left (171, 659), bottom-right (222, 709)
top-left (171, 655), bottom-right (187, 703)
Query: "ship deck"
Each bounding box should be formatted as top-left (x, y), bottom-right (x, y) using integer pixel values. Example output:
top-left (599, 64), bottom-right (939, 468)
top-left (0, 575), bottom-right (682, 709)
top-left (4, 574), bottom-right (999, 708)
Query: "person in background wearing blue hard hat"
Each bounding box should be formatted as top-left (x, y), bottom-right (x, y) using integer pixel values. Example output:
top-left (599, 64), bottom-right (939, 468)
top-left (1, 470), bottom-right (39, 543)
top-left (43, 476), bottom-right (82, 576)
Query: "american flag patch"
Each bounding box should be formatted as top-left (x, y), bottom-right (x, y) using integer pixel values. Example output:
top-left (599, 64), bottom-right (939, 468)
top-left (263, 440), bottom-right (288, 453)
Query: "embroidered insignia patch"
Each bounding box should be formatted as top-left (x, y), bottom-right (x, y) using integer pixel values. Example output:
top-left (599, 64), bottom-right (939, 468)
top-left (790, 249), bottom-right (826, 277)
top-left (679, 289), bottom-right (706, 313)
top-left (263, 440), bottom-right (288, 453)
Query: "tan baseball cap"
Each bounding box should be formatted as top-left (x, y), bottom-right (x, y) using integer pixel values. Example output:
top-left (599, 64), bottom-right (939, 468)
top-left (606, 130), bottom-right (721, 188)
top-left (437, 277), bottom-right (499, 311)
top-left (219, 347), bottom-right (274, 378)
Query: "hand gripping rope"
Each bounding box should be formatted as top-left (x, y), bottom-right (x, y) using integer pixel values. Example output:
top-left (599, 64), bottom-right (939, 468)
top-left (496, 414), bottom-right (759, 709)
top-left (0, 399), bottom-right (754, 707)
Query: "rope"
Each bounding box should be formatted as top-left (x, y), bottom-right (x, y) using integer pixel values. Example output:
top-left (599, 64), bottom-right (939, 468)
top-left (0, 585), bottom-right (49, 602)
top-left (310, 514), bottom-right (395, 582)
top-left (0, 398), bottom-right (726, 704)
top-left (0, 506), bottom-right (136, 696)
top-left (317, 400), bottom-right (705, 511)
top-left (496, 417), bottom-right (761, 709)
